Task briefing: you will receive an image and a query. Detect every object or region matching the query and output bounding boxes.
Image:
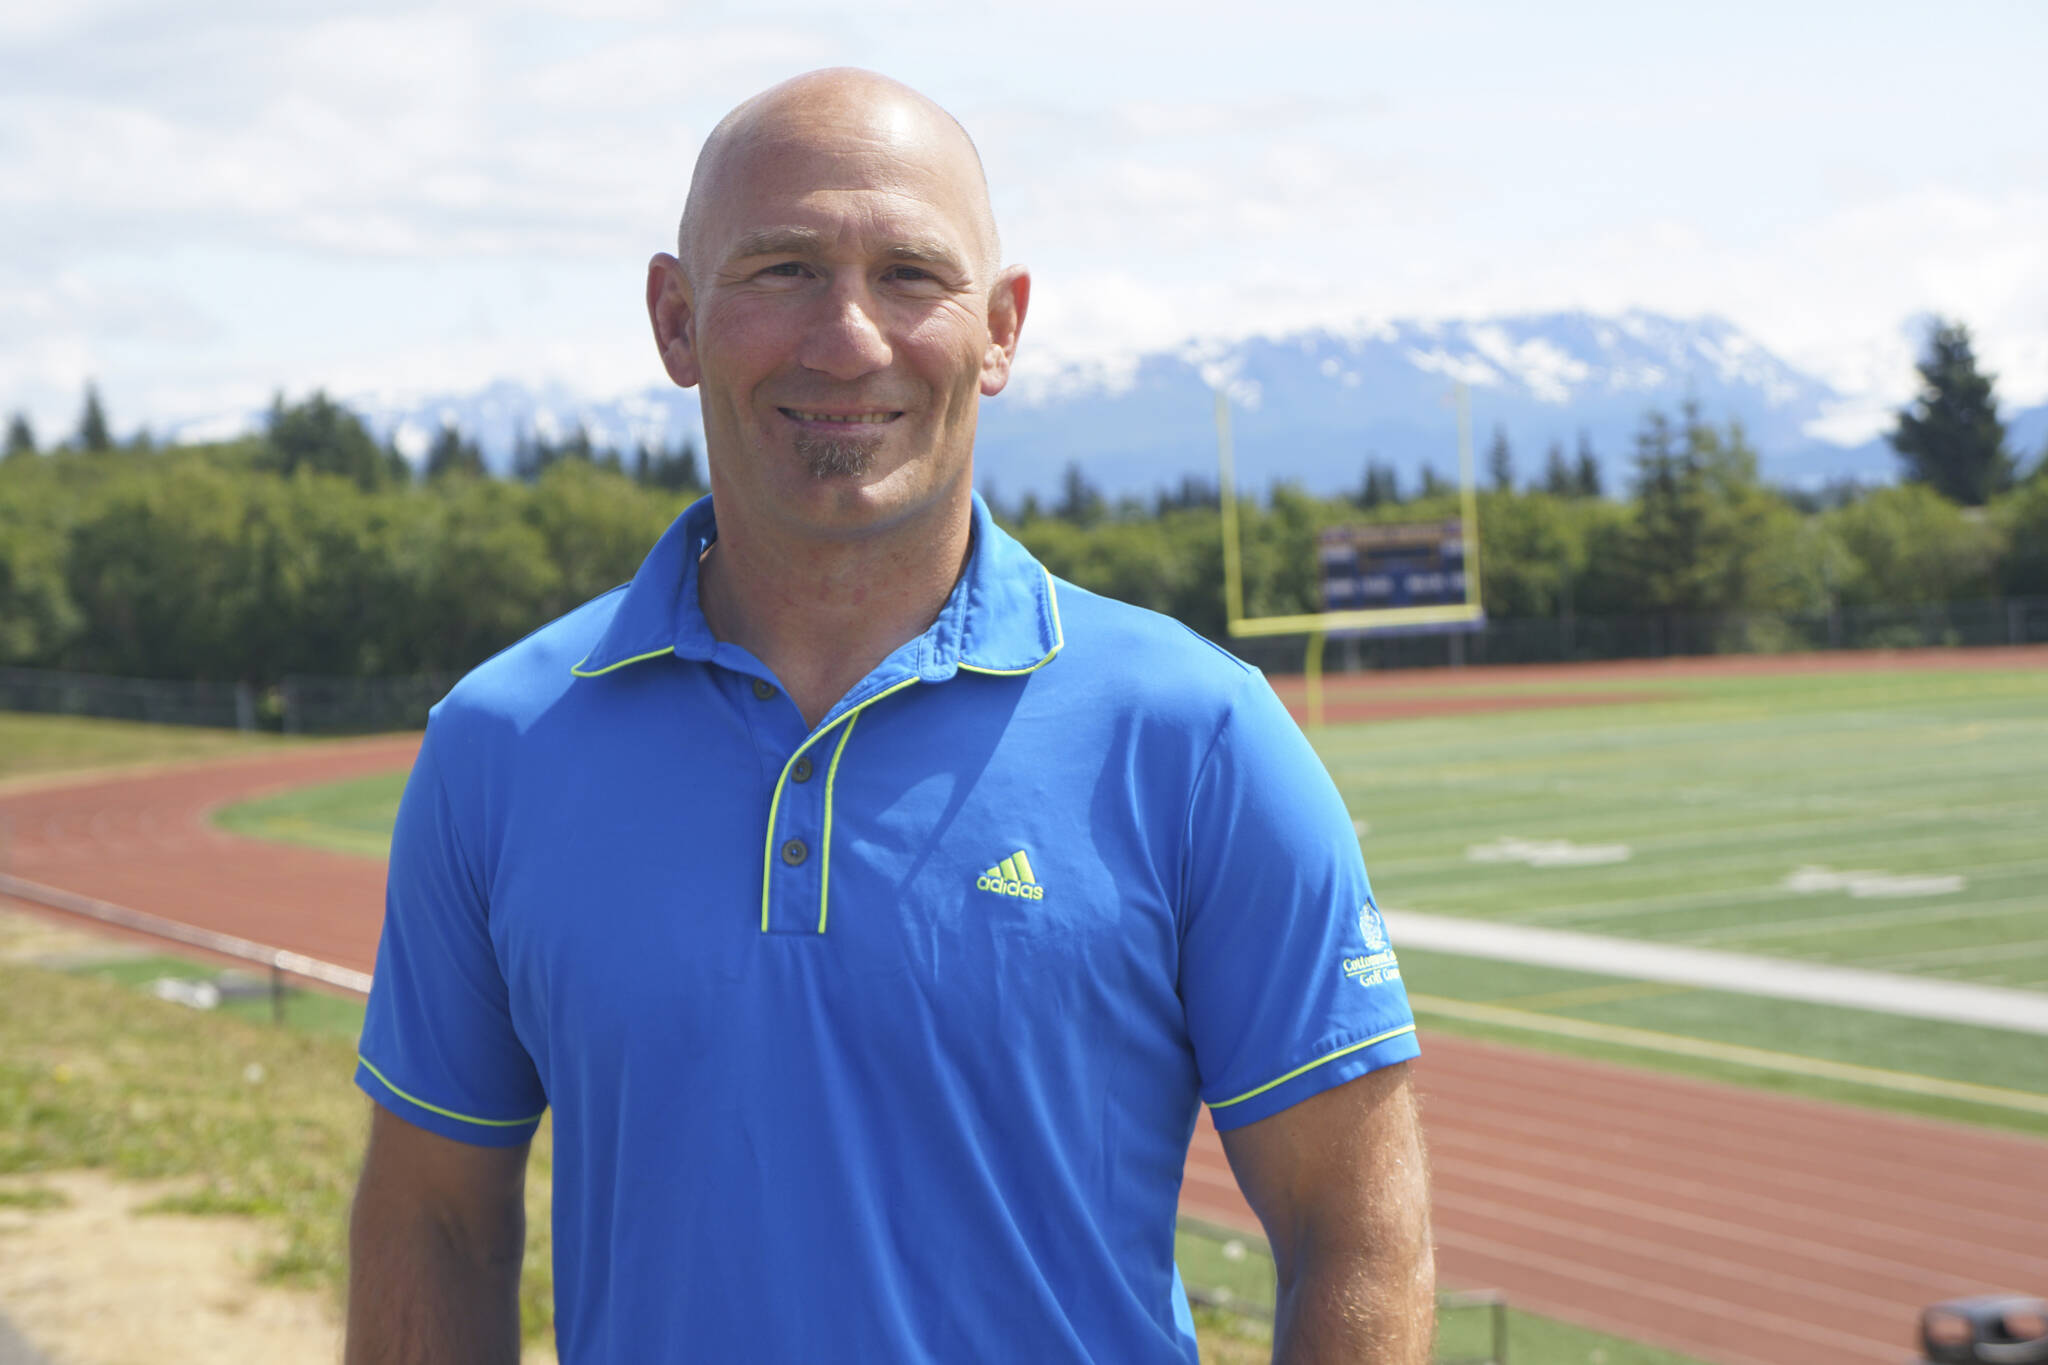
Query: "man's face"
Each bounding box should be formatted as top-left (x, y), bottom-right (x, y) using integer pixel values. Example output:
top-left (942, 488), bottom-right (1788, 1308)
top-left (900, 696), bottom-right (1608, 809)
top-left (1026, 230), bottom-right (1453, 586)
top-left (655, 99), bottom-right (1025, 541)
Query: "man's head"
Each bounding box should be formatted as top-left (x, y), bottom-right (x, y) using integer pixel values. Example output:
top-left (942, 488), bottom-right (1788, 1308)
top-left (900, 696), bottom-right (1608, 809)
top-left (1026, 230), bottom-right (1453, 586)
top-left (647, 69), bottom-right (1028, 541)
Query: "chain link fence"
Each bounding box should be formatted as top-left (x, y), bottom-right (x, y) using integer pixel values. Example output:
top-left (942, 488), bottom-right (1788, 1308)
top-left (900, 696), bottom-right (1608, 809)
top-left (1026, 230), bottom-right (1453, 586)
top-left (0, 666), bottom-right (456, 735)
top-left (1234, 596), bottom-right (2048, 673)
top-left (5, 597), bottom-right (2044, 734)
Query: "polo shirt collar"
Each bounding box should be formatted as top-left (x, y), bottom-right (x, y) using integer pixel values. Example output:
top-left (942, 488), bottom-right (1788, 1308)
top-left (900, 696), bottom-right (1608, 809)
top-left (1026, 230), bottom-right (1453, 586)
top-left (571, 492), bottom-right (1062, 682)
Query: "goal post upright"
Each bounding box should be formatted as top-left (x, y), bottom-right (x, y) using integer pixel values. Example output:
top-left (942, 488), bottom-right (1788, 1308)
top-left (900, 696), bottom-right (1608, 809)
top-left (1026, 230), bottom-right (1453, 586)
top-left (1211, 381), bottom-right (1486, 726)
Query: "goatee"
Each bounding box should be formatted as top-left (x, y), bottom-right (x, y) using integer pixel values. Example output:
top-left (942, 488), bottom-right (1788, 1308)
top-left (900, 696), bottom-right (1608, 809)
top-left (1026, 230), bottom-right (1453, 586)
top-left (794, 431), bottom-right (880, 480)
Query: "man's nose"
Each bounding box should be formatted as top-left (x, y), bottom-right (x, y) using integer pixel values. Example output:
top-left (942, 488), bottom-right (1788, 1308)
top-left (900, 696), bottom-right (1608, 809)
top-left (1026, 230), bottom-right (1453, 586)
top-left (798, 280), bottom-right (892, 380)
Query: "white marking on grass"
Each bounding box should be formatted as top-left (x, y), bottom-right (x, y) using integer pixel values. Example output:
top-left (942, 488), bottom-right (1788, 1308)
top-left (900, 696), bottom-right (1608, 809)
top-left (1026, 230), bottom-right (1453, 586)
top-left (1850, 937), bottom-right (2048, 973)
top-left (1465, 836), bottom-right (1631, 868)
top-left (1680, 892), bottom-right (2048, 947)
top-left (1409, 992), bottom-right (2048, 1115)
top-left (1784, 865), bottom-right (1966, 898)
top-left (1385, 910), bottom-right (2048, 1036)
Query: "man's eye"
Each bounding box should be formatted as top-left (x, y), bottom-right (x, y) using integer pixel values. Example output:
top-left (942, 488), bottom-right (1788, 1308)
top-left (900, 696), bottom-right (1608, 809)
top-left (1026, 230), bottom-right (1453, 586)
top-left (885, 265), bottom-right (934, 282)
top-left (760, 261), bottom-right (809, 277)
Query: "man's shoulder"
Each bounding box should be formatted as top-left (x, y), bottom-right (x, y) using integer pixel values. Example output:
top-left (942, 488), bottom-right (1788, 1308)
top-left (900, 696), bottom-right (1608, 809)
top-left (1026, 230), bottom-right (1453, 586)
top-left (1044, 576), bottom-right (1260, 719)
top-left (430, 585), bottom-right (632, 732)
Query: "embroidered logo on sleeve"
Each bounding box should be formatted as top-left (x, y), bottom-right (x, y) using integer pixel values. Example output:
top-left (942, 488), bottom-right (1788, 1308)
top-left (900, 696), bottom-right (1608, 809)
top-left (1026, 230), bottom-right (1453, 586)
top-left (1343, 901), bottom-right (1400, 988)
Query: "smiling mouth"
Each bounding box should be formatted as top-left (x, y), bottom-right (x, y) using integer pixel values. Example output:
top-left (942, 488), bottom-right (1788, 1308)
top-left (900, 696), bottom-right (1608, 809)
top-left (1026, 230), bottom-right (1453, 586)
top-left (779, 408), bottom-right (901, 425)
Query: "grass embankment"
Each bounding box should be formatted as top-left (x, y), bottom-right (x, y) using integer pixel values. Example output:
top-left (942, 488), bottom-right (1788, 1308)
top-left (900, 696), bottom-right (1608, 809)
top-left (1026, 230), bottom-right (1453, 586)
top-left (0, 712), bottom-right (295, 785)
top-left (0, 958), bottom-right (557, 1345)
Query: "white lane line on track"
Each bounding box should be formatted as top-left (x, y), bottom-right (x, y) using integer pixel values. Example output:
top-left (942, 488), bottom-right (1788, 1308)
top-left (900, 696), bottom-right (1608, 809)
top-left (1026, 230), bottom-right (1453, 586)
top-left (1428, 1151), bottom-right (2006, 1296)
top-left (1425, 1122), bottom-right (2048, 1274)
top-left (1434, 1227), bottom-right (1903, 1363)
top-left (1432, 1187), bottom-right (1923, 1319)
top-left (1428, 1076), bottom-right (2048, 1223)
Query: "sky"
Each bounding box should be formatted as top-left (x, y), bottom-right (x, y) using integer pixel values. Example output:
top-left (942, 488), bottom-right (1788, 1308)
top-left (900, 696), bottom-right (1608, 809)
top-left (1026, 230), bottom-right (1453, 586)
top-left (4, 0), bottom-right (2045, 445)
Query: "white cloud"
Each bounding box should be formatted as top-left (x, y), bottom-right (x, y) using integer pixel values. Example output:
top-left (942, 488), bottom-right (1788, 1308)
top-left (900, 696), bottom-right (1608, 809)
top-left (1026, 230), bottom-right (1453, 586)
top-left (4, 3), bottom-right (2046, 434)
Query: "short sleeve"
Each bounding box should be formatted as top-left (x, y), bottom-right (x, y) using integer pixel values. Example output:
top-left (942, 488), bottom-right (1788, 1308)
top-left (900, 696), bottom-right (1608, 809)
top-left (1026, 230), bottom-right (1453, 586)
top-left (1178, 672), bottom-right (1418, 1131)
top-left (355, 717), bottom-right (547, 1146)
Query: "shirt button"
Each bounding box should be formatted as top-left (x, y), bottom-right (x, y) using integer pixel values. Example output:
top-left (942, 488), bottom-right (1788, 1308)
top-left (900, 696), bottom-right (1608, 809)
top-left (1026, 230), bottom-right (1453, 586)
top-left (751, 679), bottom-right (775, 700)
top-left (780, 838), bottom-right (808, 867)
top-left (790, 756), bottom-right (814, 783)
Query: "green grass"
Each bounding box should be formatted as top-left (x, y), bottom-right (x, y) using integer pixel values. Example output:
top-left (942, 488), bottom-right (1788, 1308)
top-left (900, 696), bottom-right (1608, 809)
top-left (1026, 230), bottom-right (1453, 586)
top-left (0, 958), bottom-right (556, 1344)
top-left (213, 771), bottom-right (405, 858)
top-left (1322, 668), bottom-right (2048, 987)
top-left (0, 711), bottom-right (294, 784)
top-left (66, 955), bottom-right (368, 1038)
top-left (1177, 1220), bottom-right (1709, 1364)
top-left (1399, 947), bottom-right (2048, 1137)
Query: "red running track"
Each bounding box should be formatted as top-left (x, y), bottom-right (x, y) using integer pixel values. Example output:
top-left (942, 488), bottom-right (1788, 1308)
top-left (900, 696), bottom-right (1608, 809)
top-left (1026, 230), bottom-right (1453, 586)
top-left (6, 741), bottom-right (2045, 1365)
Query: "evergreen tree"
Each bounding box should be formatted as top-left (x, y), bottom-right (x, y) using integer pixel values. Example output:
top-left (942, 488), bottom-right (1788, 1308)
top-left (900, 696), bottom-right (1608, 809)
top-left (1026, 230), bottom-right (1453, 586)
top-left (425, 423), bottom-right (487, 481)
top-left (75, 383), bottom-right (112, 452)
top-left (1487, 426), bottom-right (1514, 491)
top-left (1891, 318), bottom-right (2013, 505)
top-left (636, 436), bottom-right (703, 493)
top-left (1418, 464), bottom-right (1451, 499)
top-left (1356, 459), bottom-right (1399, 509)
top-left (1541, 441), bottom-right (1573, 497)
top-left (4, 412), bottom-right (34, 460)
top-left (1574, 432), bottom-right (1603, 499)
top-left (1153, 475), bottom-right (1217, 515)
top-left (1054, 462), bottom-right (1105, 527)
top-left (263, 391), bottom-right (390, 489)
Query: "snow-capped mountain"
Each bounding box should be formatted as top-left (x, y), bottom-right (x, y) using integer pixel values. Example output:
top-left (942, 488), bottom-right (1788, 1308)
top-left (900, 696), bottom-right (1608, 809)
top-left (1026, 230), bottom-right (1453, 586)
top-left (174, 311), bottom-right (2045, 495)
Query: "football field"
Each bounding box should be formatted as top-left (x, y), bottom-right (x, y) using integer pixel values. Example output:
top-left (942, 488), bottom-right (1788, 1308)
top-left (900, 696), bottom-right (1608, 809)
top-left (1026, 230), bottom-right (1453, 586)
top-left (1317, 665), bottom-right (2048, 987)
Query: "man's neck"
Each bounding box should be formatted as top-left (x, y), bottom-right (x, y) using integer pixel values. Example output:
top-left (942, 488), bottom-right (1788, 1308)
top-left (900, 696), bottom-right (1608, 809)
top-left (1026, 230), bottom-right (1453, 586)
top-left (698, 494), bottom-right (974, 731)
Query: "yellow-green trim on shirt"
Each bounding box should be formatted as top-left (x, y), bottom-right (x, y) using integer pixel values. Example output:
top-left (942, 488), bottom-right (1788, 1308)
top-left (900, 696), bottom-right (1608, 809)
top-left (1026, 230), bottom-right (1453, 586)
top-left (759, 676), bottom-right (921, 933)
top-left (957, 570), bottom-right (1064, 677)
top-left (571, 646), bottom-right (676, 678)
top-left (357, 1055), bottom-right (547, 1128)
top-left (1206, 1023), bottom-right (1418, 1110)
top-left (817, 712), bottom-right (862, 934)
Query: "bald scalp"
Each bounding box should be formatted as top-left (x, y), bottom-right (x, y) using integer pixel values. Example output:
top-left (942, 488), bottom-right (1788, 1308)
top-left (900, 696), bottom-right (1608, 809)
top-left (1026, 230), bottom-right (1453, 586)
top-left (677, 68), bottom-right (1001, 285)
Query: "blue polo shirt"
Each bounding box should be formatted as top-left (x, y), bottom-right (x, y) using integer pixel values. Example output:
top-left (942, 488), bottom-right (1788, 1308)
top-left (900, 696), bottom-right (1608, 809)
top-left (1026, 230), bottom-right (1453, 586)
top-left (357, 493), bottom-right (1417, 1364)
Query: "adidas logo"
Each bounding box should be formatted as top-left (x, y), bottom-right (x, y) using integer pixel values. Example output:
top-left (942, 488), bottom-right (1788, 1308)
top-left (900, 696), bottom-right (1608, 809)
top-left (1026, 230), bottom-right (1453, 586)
top-left (975, 850), bottom-right (1044, 901)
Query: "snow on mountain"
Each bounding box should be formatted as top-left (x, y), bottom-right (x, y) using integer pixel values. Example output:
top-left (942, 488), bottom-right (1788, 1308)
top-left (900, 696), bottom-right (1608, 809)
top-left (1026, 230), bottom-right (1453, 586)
top-left (178, 311), bottom-right (2000, 494)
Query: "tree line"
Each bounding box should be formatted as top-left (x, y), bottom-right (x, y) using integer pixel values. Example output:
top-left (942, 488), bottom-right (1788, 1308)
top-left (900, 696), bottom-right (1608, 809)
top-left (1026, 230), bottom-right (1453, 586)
top-left (2, 319), bottom-right (2043, 687)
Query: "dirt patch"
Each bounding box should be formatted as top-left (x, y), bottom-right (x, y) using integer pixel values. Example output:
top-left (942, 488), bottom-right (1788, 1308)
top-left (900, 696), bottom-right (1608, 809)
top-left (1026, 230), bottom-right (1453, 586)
top-left (0, 1171), bottom-right (337, 1365)
top-left (0, 1171), bottom-right (557, 1365)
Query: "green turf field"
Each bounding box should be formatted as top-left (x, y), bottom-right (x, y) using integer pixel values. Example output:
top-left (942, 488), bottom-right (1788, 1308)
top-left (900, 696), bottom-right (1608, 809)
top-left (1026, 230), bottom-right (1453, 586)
top-left (213, 770), bottom-right (406, 858)
top-left (1322, 667), bottom-right (2048, 989)
top-left (0, 712), bottom-right (292, 784)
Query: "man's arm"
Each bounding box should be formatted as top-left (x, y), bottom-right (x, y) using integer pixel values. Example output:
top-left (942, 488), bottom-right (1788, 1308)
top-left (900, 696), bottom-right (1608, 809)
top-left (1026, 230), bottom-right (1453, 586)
top-left (346, 1103), bottom-right (531, 1365)
top-left (1217, 1060), bottom-right (1434, 1364)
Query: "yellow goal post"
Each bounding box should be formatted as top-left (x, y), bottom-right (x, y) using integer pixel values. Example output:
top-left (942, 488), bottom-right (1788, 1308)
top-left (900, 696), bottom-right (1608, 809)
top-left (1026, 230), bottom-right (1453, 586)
top-left (1214, 382), bottom-right (1484, 724)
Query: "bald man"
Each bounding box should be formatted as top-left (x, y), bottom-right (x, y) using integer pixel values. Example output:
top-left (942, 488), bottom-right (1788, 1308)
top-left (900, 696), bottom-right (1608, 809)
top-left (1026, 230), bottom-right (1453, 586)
top-left (346, 69), bottom-right (1432, 1364)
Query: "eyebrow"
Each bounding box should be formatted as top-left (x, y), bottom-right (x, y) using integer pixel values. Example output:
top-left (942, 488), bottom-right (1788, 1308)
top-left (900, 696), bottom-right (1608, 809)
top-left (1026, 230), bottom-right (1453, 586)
top-left (725, 227), bottom-right (969, 275)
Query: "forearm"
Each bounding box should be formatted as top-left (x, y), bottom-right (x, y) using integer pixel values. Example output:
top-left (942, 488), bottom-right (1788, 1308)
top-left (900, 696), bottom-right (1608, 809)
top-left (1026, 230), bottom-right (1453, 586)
top-left (1271, 1224), bottom-right (1436, 1364)
top-left (345, 1188), bottom-right (525, 1365)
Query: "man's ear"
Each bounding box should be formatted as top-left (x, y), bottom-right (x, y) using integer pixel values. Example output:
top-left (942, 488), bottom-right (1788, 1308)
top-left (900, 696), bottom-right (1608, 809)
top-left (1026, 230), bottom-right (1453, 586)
top-left (979, 266), bottom-right (1031, 398)
top-left (647, 253), bottom-right (700, 388)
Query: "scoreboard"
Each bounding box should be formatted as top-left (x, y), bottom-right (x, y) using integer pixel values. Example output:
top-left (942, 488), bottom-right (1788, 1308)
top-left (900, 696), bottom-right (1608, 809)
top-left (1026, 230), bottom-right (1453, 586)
top-left (1317, 519), bottom-right (1476, 622)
